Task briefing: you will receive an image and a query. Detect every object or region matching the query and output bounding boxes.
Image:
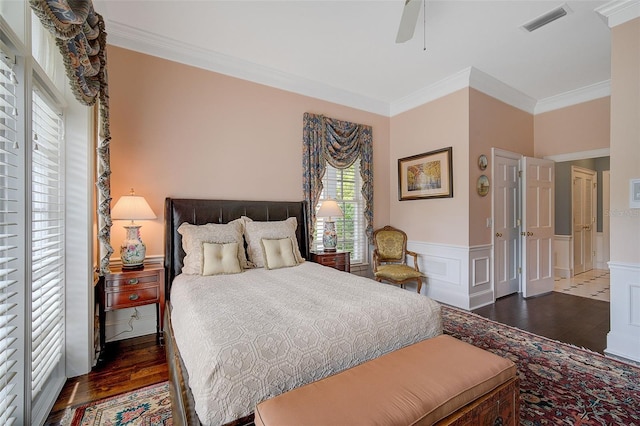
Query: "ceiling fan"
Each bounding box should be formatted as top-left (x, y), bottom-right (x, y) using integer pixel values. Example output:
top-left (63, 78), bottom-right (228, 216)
top-left (396, 0), bottom-right (423, 43)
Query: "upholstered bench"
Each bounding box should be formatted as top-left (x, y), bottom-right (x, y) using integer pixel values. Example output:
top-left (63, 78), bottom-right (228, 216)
top-left (254, 334), bottom-right (519, 425)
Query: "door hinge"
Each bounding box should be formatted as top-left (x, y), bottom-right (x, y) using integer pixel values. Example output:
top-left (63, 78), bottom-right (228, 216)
top-left (518, 171), bottom-right (522, 178)
top-left (593, 251), bottom-right (596, 257)
top-left (593, 182), bottom-right (597, 188)
top-left (518, 267), bottom-right (522, 274)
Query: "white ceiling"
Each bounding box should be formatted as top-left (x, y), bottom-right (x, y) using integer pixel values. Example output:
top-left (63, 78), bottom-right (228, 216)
top-left (95, 1), bottom-right (613, 116)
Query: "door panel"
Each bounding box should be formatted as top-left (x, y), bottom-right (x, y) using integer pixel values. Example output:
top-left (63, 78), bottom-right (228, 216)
top-left (494, 153), bottom-right (520, 298)
top-left (572, 167), bottom-right (596, 275)
top-left (522, 157), bottom-right (554, 298)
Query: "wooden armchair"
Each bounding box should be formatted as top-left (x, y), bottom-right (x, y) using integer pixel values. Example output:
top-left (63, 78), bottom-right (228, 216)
top-left (372, 225), bottom-right (422, 293)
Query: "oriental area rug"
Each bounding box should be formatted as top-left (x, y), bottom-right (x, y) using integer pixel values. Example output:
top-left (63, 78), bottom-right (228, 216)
top-left (65, 307), bottom-right (640, 426)
top-left (61, 382), bottom-right (172, 426)
top-left (442, 305), bottom-right (640, 425)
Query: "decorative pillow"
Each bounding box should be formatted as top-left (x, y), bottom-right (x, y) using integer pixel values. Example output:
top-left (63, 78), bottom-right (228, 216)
top-left (260, 238), bottom-right (299, 270)
top-left (177, 219), bottom-right (250, 274)
top-left (242, 216), bottom-right (305, 268)
top-left (202, 242), bottom-right (242, 275)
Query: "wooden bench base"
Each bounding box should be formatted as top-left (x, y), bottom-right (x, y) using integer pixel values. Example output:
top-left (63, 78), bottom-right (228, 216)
top-left (255, 335), bottom-right (519, 426)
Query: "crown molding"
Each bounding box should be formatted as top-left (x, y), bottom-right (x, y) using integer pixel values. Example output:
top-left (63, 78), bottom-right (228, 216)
top-left (543, 148), bottom-right (610, 162)
top-left (535, 80), bottom-right (611, 114)
top-left (389, 68), bottom-right (472, 116)
top-left (596, 0), bottom-right (640, 27)
top-left (106, 19), bottom-right (610, 118)
top-left (105, 21), bottom-right (390, 116)
top-left (468, 68), bottom-right (537, 114)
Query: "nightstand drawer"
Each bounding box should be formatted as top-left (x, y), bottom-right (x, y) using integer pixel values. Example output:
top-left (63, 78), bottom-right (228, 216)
top-left (106, 271), bottom-right (160, 288)
top-left (310, 251), bottom-right (350, 272)
top-left (316, 255), bottom-right (347, 267)
top-left (106, 287), bottom-right (160, 310)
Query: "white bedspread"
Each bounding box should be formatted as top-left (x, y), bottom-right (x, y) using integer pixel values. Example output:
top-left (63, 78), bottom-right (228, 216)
top-left (170, 262), bottom-right (442, 425)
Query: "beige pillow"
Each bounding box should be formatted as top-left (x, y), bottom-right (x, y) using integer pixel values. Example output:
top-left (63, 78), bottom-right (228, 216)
top-left (202, 242), bottom-right (242, 275)
top-left (261, 238), bottom-right (299, 270)
top-left (242, 216), bottom-right (305, 268)
top-left (178, 219), bottom-right (249, 274)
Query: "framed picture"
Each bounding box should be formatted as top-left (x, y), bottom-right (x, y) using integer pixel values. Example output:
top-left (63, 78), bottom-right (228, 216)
top-left (631, 178), bottom-right (640, 208)
top-left (478, 154), bottom-right (488, 170)
top-left (398, 147), bottom-right (453, 201)
top-left (477, 175), bottom-right (490, 197)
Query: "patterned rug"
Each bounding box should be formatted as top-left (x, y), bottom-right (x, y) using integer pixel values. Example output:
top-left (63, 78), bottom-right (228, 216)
top-left (62, 382), bottom-right (172, 426)
top-left (442, 305), bottom-right (640, 425)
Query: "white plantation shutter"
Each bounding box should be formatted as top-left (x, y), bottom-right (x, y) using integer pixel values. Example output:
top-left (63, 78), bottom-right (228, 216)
top-left (0, 46), bottom-right (19, 426)
top-left (31, 89), bottom-right (64, 398)
top-left (314, 159), bottom-right (367, 264)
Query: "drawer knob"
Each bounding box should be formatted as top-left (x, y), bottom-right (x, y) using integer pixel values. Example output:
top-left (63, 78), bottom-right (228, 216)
top-left (127, 278), bottom-right (139, 285)
top-left (129, 293), bottom-right (139, 301)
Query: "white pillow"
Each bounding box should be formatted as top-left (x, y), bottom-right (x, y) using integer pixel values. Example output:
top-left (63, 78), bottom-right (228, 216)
top-left (202, 242), bottom-right (242, 275)
top-left (261, 238), bottom-right (299, 270)
top-left (242, 216), bottom-right (305, 268)
top-left (178, 219), bottom-right (250, 274)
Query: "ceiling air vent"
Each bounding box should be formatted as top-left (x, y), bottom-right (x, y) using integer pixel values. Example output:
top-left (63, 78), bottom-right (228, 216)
top-left (522, 5), bottom-right (568, 32)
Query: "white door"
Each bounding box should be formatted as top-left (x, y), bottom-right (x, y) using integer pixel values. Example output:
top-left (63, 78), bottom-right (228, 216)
top-left (521, 157), bottom-right (555, 298)
top-left (493, 150), bottom-right (520, 298)
top-left (602, 171), bottom-right (610, 267)
top-left (572, 167), bottom-right (596, 274)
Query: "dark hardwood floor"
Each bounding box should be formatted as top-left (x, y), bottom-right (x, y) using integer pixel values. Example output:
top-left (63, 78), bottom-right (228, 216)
top-left (45, 334), bottom-right (168, 425)
top-left (473, 291), bottom-right (610, 354)
top-left (45, 291), bottom-right (610, 423)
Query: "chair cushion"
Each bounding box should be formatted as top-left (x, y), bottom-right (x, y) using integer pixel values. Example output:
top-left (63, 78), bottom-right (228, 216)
top-left (375, 264), bottom-right (422, 281)
top-left (375, 230), bottom-right (404, 260)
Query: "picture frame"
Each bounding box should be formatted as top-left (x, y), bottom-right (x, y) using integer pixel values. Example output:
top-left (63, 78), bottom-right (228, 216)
top-left (398, 147), bottom-right (453, 201)
top-left (631, 178), bottom-right (640, 208)
top-left (477, 175), bottom-right (490, 197)
top-left (478, 154), bottom-right (488, 170)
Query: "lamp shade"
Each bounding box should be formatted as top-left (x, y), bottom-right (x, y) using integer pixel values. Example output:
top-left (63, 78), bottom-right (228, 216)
top-left (112, 190), bottom-right (157, 221)
top-left (317, 200), bottom-right (343, 218)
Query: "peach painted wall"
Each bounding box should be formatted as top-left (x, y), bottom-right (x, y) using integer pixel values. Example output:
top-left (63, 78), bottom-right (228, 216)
top-left (534, 97), bottom-right (610, 158)
top-left (609, 17), bottom-right (640, 263)
top-left (389, 89), bottom-right (470, 246)
top-left (469, 89), bottom-right (534, 246)
top-left (107, 46), bottom-right (391, 257)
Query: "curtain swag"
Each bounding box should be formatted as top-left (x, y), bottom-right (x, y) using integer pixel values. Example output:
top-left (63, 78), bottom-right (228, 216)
top-left (30, 0), bottom-right (113, 275)
top-left (302, 112), bottom-right (374, 249)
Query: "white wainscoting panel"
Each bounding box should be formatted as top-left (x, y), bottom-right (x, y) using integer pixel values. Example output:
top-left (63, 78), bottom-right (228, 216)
top-left (408, 241), bottom-right (493, 310)
top-left (469, 245), bottom-right (494, 309)
top-left (595, 233), bottom-right (610, 270)
top-left (554, 235), bottom-right (573, 278)
top-left (606, 261), bottom-right (640, 363)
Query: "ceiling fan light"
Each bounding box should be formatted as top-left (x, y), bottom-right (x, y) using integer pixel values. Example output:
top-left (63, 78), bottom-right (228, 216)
top-left (522, 5), bottom-right (569, 32)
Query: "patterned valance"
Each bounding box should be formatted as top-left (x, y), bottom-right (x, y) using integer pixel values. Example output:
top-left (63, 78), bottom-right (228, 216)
top-left (30, 0), bottom-right (113, 274)
top-left (302, 113), bottom-right (374, 248)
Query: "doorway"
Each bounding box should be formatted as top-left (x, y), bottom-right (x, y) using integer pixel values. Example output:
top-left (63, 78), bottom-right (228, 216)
top-left (492, 149), bottom-right (555, 299)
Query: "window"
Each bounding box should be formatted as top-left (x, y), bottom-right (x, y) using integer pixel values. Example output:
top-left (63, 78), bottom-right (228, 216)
top-left (0, 14), bottom-right (68, 423)
top-left (30, 89), bottom-right (64, 400)
top-left (0, 43), bottom-right (20, 426)
top-left (314, 160), bottom-right (367, 264)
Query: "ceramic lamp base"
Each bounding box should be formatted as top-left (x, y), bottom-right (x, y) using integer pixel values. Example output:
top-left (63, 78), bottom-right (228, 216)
top-left (322, 220), bottom-right (338, 251)
top-left (120, 225), bottom-right (146, 268)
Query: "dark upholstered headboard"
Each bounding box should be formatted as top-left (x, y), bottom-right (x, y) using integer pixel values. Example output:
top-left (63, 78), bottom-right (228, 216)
top-left (164, 198), bottom-right (309, 297)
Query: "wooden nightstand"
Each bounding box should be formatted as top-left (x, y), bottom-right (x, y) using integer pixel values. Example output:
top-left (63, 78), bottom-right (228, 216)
top-left (310, 250), bottom-right (350, 272)
top-left (98, 265), bottom-right (165, 355)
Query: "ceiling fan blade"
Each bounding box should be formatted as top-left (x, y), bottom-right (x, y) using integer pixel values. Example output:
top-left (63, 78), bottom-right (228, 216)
top-left (396, 0), bottom-right (422, 43)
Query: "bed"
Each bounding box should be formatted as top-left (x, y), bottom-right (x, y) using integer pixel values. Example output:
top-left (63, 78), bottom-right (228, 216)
top-left (163, 198), bottom-right (443, 426)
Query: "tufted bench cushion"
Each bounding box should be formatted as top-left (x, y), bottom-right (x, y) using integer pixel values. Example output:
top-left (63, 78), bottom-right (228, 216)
top-left (254, 334), bottom-right (519, 426)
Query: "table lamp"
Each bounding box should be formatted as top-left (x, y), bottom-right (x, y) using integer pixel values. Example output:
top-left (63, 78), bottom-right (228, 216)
top-left (111, 189), bottom-right (157, 269)
top-left (317, 199), bottom-right (343, 252)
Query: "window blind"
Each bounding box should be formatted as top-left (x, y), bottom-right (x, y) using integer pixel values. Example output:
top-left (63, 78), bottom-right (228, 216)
top-left (30, 89), bottom-right (64, 398)
top-left (0, 46), bottom-right (19, 426)
top-left (314, 160), bottom-right (367, 264)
